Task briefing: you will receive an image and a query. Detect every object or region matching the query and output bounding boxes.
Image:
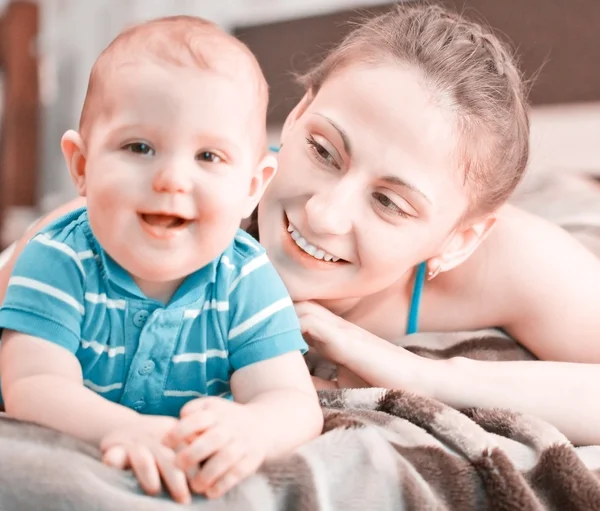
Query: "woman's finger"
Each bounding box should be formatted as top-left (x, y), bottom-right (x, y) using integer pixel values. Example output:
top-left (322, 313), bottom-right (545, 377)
top-left (298, 311), bottom-right (339, 345)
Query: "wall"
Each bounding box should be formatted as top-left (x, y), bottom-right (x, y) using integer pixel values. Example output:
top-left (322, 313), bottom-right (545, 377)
top-left (26, 0), bottom-right (600, 212)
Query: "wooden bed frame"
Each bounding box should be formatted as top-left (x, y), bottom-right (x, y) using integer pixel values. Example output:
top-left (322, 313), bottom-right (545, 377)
top-left (0, 0), bottom-right (39, 250)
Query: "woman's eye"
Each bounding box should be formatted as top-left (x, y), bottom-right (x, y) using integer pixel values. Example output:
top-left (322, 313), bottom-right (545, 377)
top-left (305, 136), bottom-right (340, 169)
top-left (196, 151), bottom-right (222, 163)
top-left (372, 192), bottom-right (409, 218)
top-left (123, 142), bottom-right (154, 156)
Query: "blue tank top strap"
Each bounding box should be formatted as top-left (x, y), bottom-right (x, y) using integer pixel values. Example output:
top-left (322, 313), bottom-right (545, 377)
top-left (406, 261), bottom-right (426, 335)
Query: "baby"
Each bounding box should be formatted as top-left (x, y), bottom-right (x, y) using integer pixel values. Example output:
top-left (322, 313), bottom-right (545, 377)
top-left (0, 16), bottom-right (322, 503)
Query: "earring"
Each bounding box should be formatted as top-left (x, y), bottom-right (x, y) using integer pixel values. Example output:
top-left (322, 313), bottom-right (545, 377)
top-left (427, 264), bottom-right (441, 281)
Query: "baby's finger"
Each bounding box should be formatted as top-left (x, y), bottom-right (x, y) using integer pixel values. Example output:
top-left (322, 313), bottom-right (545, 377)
top-left (190, 444), bottom-right (244, 494)
top-left (154, 446), bottom-right (192, 505)
top-left (164, 410), bottom-right (216, 448)
top-left (204, 456), bottom-right (257, 500)
top-left (102, 445), bottom-right (130, 469)
top-left (176, 427), bottom-right (230, 472)
top-left (129, 445), bottom-right (162, 496)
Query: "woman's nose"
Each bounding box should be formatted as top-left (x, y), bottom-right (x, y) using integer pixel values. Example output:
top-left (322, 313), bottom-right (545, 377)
top-left (304, 184), bottom-right (354, 236)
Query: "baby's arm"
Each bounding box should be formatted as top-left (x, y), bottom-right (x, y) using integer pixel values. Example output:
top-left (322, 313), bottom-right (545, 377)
top-left (165, 352), bottom-right (321, 499)
top-left (164, 238), bottom-right (322, 498)
top-left (1, 332), bottom-right (191, 503)
top-left (231, 351), bottom-right (323, 456)
top-left (0, 330), bottom-right (163, 444)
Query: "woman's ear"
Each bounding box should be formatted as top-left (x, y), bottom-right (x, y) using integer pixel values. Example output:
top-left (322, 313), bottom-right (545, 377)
top-left (61, 130), bottom-right (88, 196)
top-left (428, 214), bottom-right (497, 277)
top-left (281, 92), bottom-right (313, 142)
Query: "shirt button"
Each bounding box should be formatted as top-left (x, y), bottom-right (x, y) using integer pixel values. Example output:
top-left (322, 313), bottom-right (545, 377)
top-left (132, 399), bottom-right (146, 411)
top-left (133, 310), bottom-right (149, 328)
top-left (138, 360), bottom-right (155, 375)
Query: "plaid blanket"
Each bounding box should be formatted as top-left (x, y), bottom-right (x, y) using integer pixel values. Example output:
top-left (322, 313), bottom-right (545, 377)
top-left (1, 172), bottom-right (600, 510)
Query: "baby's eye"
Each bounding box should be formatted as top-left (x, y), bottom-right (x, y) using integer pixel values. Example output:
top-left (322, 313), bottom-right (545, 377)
top-left (123, 142), bottom-right (155, 156)
top-left (196, 151), bottom-right (222, 163)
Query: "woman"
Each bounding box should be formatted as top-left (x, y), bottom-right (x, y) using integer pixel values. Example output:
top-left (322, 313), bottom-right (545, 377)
top-left (3, 4), bottom-right (600, 445)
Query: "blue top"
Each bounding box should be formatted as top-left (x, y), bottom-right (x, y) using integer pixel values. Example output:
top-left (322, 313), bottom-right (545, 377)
top-left (0, 208), bottom-right (307, 416)
top-left (406, 261), bottom-right (426, 335)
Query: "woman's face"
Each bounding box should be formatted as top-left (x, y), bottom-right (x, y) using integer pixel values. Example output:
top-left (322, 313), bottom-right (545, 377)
top-left (259, 63), bottom-right (471, 302)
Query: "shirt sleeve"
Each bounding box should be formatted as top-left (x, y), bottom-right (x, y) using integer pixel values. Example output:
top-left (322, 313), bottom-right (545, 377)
top-left (0, 234), bottom-right (86, 353)
top-left (227, 252), bottom-right (307, 371)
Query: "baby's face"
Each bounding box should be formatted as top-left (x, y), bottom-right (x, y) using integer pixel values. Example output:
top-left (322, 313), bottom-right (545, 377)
top-left (81, 62), bottom-right (262, 286)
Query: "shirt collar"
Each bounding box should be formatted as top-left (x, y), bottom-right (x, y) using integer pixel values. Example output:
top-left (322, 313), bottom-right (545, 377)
top-left (82, 211), bottom-right (219, 307)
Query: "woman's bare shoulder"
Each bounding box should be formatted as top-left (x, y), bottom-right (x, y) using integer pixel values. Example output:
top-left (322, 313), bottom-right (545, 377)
top-left (0, 197), bottom-right (86, 304)
top-left (434, 204), bottom-right (588, 327)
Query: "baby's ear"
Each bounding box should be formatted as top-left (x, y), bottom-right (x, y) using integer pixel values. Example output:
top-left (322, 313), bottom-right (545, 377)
top-left (61, 130), bottom-right (88, 196)
top-left (242, 154), bottom-right (278, 218)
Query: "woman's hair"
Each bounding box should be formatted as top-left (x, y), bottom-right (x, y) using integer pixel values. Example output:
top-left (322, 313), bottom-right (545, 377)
top-left (298, 3), bottom-right (530, 217)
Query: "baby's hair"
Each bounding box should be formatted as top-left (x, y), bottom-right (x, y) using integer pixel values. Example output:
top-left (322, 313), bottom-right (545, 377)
top-left (79, 15), bottom-right (268, 146)
top-left (298, 4), bottom-right (530, 217)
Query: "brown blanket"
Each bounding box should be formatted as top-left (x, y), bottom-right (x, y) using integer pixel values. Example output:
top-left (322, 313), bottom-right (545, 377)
top-left (1, 172), bottom-right (600, 510)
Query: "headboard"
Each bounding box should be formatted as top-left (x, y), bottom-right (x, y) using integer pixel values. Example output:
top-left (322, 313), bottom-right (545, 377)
top-left (234, 0), bottom-right (600, 127)
top-left (0, 0), bottom-right (39, 249)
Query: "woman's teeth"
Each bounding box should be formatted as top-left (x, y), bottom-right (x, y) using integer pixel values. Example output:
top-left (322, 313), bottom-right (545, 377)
top-left (287, 223), bottom-right (340, 262)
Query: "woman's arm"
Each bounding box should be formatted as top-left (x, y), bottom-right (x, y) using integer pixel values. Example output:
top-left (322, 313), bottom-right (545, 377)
top-left (297, 209), bottom-right (600, 450)
top-left (0, 198), bottom-right (86, 304)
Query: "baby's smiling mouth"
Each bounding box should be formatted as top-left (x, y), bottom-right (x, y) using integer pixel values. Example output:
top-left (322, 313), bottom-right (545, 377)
top-left (138, 212), bottom-right (193, 238)
top-left (141, 213), bottom-right (190, 229)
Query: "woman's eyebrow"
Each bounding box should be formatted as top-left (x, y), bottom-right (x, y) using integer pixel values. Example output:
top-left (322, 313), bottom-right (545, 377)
top-left (314, 113), bottom-right (352, 157)
top-left (382, 175), bottom-right (432, 204)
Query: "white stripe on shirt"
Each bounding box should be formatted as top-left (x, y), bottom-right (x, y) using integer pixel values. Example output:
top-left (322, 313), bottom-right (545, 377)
top-left (77, 250), bottom-right (96, 261)
top-left (184, 300), bottom-right (229, 319)
top-left (228, 296), bottom-right (293, 340)
top-left (228, 253), bottom-right (269, 293)
top-left (220, 256), bottom-right (235, 270)
top-left (34, 234), bottom-right (86, 277)
top-left (172, 350), bottom-right (228, 363)
top-left (80, 340), bottom-right (125, 358)
top-left (163, 379), bottom-right (228, 398)
top-left (83, 380), bottom-right (123, 393)
top-left (8, 276), bottom-right (85, 314)
top-left (85, 293), bottom-right (127, 309)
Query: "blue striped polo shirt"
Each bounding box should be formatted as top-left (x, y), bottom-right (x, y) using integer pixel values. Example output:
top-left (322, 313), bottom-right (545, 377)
top-left (0, 208), bottom-right (307, 417)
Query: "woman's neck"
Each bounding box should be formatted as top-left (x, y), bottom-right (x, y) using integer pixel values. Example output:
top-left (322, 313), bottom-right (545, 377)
top-left (313, 270), bottom-right (416, 340)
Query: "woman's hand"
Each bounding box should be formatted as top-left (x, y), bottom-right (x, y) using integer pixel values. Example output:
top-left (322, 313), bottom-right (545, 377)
top-left (295, 301), bottom-right (445, 397)
top-left (294, 301), bottom-right (367, 367)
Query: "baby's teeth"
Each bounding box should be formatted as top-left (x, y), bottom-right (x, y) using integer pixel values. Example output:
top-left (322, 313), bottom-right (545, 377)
top-left (324, 254), bottom-right (333, 262)
top-left (305, 245), bottom-right (317, 256)
top-left (291, 230), bottom-right (301, 241)
top-left (287, 224), bottom-right (294, 233)
top-left (332, 257), bottom-right (339, 262)
top-left (314, 249), bottom-right (325, 260)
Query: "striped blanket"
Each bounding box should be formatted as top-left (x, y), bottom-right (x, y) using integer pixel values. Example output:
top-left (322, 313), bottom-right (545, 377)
top-left (1, 172), bottom-right (600, 510)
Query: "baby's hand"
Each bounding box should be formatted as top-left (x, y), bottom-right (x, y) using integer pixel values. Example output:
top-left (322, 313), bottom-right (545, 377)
top-left (101, 415), bottom-right (191, 504)
top-left (164, 397), bottom-right (267, 499)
